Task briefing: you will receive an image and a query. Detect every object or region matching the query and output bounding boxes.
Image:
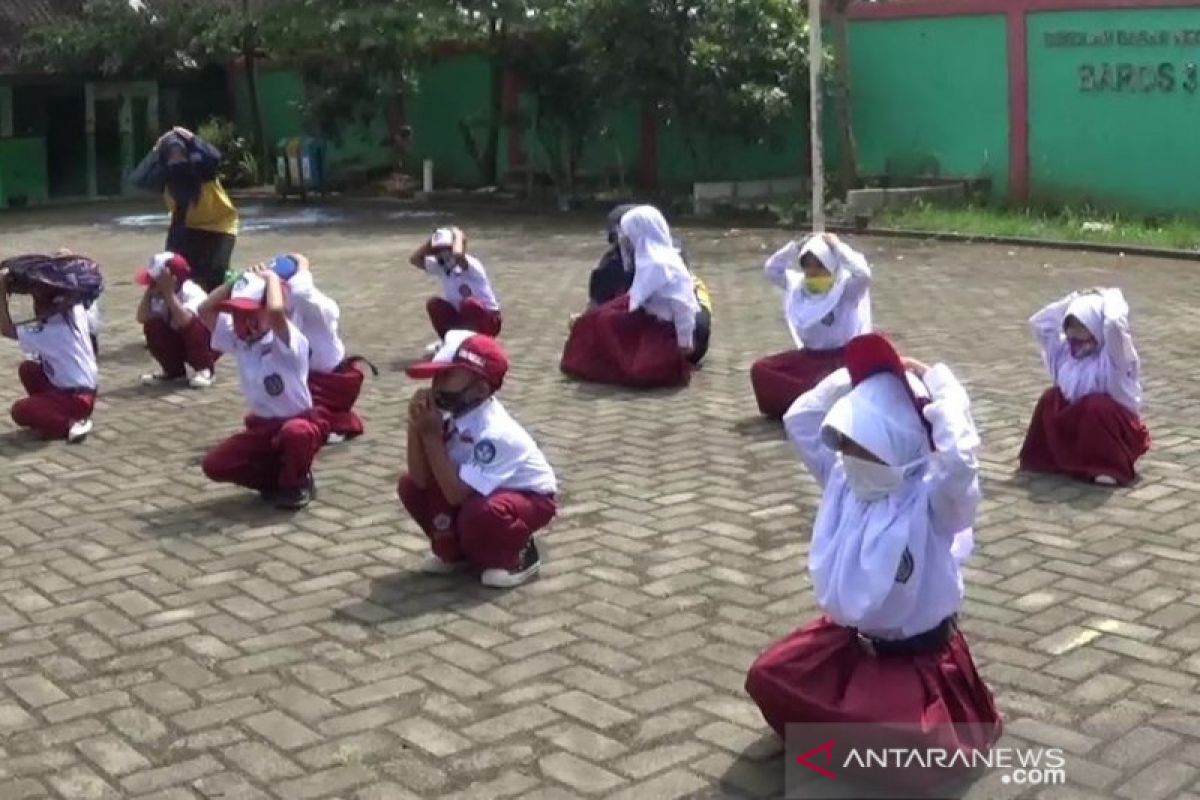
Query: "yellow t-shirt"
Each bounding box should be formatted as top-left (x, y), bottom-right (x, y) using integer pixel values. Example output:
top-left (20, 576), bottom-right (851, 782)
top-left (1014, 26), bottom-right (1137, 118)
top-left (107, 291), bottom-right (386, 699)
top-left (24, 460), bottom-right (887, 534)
top-left (165, 180), bottom-right (239, 236)
top-left (693, 274), bottom-right (713, 314)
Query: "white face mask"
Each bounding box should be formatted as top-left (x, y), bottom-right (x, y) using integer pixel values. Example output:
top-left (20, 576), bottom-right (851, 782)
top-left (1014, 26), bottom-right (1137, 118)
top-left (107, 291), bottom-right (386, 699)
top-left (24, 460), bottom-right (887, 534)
top-left (840, 453), bottom-right (925, 502)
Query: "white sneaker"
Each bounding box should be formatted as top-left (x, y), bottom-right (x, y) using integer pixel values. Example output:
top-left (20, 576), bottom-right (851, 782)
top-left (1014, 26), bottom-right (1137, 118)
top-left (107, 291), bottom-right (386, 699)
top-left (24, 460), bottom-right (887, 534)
top-left (188, 369), bottom-right (214, 389)
top-left (67, 418), bottom-right (93, 444)
top-left (423, 340), bottom-right (443, 357)
top-left (141, 372), bottom-right (184, 386)
top-left (326, 432), bottom-right (347, 445)
top-left (1094, 475), bottom-right (1119, 486)
top-left (420, 553), bottom-right (466, 575)
top-left (481, 541), bottom-right (541, 588)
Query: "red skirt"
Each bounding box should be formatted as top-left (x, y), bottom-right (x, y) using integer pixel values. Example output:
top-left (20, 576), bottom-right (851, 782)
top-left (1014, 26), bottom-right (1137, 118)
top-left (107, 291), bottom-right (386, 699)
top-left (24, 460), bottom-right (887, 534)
top-left (308, 359), bottom-right (366, 438)
top-left (1019, 387), bottom-right (1150, 485)
top-left (746, 617), bottom-right (1002, 793)
top-left (560, 295), bottom-right (691, 388)
top-left (750, 347), bottom-right (846, 420)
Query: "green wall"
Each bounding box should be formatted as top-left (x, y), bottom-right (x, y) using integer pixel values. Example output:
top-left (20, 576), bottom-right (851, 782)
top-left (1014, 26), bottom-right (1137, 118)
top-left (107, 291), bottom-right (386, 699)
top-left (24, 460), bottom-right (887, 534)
top-left (0, 138), bottom-right (49, 206)
top-left (1028, 8), bottom-right (1200, 212)
top-left (848, 16), bottom-right (1010, 194)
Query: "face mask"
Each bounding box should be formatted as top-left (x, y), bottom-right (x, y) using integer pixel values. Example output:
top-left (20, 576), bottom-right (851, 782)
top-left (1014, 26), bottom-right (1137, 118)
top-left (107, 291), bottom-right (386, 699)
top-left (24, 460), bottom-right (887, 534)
top-left (1068, 337), bottom-right (1098, 359)
top-left (841, 454), bottom-right (924, 502)
top-left (433, 388), bottom-right (479, 416)
top-left (804, 274), bottom-right (835, 294)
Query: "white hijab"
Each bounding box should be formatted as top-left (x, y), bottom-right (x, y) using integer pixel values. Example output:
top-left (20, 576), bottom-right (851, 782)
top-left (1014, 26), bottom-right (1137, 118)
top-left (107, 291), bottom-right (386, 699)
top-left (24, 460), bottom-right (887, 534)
top-left (810, 372), bottom-right (962, 633)
top-left (787, 234), bottom-right (871, 341)
top-left (620, 206), bottom-right (698, 312)
top-left (1053, 292), bottom-right (1109, 402)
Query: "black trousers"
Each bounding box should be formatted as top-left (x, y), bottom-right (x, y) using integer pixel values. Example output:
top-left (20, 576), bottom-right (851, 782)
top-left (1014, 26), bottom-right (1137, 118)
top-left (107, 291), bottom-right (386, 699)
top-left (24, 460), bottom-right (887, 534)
top-left (168, 227), bottom-right (237, 291)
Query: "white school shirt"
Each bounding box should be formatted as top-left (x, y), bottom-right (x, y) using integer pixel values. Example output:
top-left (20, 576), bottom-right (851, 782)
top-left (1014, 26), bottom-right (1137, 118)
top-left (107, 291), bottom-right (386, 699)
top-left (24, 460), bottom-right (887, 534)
top-left (148, 280), bottom-right (207, 321)
top-left (286, 271), bottom-right (346, 374)
top-left (443, 397), bottom-right (558, 496)
top-left (765, 239), bottom-right (872, 351)
top-left (86, 300), bottom-right (103, 336)
top-left (211, 316), bottom-right (313, 419)
top-left (425, 254), bottom-right (500, 312)
top-left (18, 305), bottom-right (98, 390)
top-left (783, 365), bottom-right (980, 639)
top-left (1030, 289), bottom-right (1141, 414)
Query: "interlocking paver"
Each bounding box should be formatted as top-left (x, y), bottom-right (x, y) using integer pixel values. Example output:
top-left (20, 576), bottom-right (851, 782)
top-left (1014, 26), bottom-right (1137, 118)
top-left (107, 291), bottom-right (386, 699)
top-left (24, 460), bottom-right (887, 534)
top-left (4, 206), bottom-right (1200, 797)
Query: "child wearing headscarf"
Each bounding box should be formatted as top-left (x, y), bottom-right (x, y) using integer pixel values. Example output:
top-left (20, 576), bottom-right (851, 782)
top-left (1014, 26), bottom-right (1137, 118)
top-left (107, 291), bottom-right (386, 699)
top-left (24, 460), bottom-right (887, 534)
top-left (750, 233), bottom-right (872, 419)
top-left (745, 333), bottom-right (1001, 794)
top-left (1019, 288), bottom-right (1149, 485)
top-left (571, 204), bottom-right (714, 365)
top-left (560, 205), bottom-right (700, 387)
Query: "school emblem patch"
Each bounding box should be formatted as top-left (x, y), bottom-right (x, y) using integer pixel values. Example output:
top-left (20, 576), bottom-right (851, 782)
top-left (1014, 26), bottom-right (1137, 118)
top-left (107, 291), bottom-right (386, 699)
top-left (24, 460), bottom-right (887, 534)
top-left (474, 440), bottom-right (496, 465)
top-left (821, 311), bottom-right (836, 326)
top-left (895, 547), bottom-right (914, 584)
top-left (433, 513), bottom-right (453, 531)
top-left (459, 284), bottom-right (473, 299)
top-left (263, 374), bottom-right (284, 397)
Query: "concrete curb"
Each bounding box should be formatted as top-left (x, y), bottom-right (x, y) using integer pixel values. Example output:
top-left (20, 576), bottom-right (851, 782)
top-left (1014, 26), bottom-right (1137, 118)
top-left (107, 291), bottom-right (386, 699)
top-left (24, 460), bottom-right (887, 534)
top-left (827, 224), bottom-right (1200, 262)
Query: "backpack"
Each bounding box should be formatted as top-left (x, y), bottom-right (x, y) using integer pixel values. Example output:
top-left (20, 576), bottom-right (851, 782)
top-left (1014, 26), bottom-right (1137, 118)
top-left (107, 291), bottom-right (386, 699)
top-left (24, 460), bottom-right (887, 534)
top-left (1, 254), bottom-right (105, 309)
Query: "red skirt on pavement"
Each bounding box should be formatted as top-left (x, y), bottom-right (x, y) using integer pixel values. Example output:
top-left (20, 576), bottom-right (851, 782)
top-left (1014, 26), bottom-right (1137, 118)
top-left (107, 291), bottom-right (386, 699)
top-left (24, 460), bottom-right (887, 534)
top-left (1019, 387), bottom-right (1150, 486)
top-left (745, 616), bottom-right (1002, 794)
top-left (560, 295), bottom-right (691, 388)
top-left (750, 347), bottom-right (846, 420)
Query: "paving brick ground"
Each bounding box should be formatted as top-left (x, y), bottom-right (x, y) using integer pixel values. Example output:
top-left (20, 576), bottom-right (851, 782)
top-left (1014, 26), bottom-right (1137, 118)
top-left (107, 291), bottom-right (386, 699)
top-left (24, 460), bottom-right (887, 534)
top-left (1, 201), bottom-right (1199, 799)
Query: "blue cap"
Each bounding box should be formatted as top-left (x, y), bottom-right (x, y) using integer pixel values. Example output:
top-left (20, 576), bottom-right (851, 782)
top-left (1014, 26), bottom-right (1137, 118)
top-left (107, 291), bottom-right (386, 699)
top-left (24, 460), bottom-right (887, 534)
top-left (272, 255), bottom-right (299, 281)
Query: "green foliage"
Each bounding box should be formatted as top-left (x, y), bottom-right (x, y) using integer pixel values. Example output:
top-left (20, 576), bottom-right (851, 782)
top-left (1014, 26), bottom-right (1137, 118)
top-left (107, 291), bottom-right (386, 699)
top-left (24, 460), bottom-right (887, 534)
top-left (261, 0), bottom-right (431, 139)
top-left (196, 116), bottom-right (258, 187)
top-left (18, 0), bottom-right (242, 77)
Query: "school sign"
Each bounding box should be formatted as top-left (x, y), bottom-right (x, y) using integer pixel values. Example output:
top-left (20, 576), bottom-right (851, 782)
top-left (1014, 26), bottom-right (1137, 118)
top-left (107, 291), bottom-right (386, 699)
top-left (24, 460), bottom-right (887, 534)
top-left (846, 0), bottom-right (1200, 212)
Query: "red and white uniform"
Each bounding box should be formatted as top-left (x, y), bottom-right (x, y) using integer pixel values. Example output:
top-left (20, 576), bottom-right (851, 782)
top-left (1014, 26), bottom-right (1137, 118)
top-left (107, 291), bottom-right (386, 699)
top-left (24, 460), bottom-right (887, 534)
top-left (746, 356), bottom-right (1000, 794)
top-left (750, 235), bottom-right (872, 419)
top-left (286, 271), bottom-right (365, 438)
top-left (201, 302), bottom-right (327, 494)
top-left (560, 206), bottom-right (696, 388)
top-left (143, 277), bottom-right (217, 377)
top-left (1019, 289), bottom-right (1149, 484)
top-left (424, 251), bottom-right (502, 338)
top-left (11, 305), bottom-right (97, 438)
top-left (399, 330), bottom-right (557, 572)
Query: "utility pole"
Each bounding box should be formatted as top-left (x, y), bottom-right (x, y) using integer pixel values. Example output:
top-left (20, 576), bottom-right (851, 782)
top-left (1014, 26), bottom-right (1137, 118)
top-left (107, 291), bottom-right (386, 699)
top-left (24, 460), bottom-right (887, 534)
top-left (808, 0), bottom-right (825, 231)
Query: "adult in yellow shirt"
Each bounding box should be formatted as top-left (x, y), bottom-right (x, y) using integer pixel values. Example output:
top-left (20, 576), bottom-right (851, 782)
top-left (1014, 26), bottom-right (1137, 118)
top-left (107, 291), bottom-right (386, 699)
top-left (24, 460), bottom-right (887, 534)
top-left (157, 128), bottom-right (240, 291)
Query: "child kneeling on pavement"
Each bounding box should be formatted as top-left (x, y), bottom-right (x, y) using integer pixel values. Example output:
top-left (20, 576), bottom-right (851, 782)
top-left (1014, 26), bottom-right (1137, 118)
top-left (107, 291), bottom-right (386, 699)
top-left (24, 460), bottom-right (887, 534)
top-left (399, 330), bottom-right (557, 588)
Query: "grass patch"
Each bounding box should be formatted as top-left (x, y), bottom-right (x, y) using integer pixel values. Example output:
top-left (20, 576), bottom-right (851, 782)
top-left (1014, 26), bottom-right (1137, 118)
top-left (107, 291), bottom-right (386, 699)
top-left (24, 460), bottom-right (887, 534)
top-left (875, 204), bottom-right (1200, 251)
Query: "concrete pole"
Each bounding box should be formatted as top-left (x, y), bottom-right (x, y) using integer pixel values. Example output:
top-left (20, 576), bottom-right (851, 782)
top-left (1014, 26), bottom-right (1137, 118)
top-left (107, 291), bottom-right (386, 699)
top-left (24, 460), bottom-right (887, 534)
top-left (808, 0), bottom-right (825, 231)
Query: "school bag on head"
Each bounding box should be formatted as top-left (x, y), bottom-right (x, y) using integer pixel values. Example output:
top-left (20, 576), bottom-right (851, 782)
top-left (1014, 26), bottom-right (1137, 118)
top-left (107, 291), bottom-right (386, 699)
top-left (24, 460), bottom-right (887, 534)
top-left (1, 253), bottom-right (105, 309)
top-left (128, 130), bottom-right (223, 192)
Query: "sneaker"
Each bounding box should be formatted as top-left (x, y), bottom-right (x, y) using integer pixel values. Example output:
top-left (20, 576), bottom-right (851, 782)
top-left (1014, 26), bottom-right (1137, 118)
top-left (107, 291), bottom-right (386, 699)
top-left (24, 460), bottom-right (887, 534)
top-left (1094, 475), bottom-right (1119, 486)
top-left (420, 553), bottom-right (467, 575)
top-left (274, 474), bottom-right (316, 510)
top-left (188, 369), bottom-right (214, 389)
top-left (141, 372), bottom-right (185, 386)
top-left (326, 432), bottom-right (347, 446)
top-left (481, 540), bottom-right (541, 588)
top-left (67, 418), bottom-right (93, 444)
top-left (567, 312), bottom-right (582, 331)
top-left (423, 339), bottom-right (442, 357)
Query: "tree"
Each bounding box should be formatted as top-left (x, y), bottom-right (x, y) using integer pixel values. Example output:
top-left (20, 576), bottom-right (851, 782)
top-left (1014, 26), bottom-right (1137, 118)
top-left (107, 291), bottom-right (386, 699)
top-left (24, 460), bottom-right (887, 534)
top-left (828, 0), bottom-right (859, 194)
top-left (263, 0), bottom-right (430, 142)
top-left (18, 0), bottom-right (242, 78)
top-left (577, 0), bottom-right (810, 175)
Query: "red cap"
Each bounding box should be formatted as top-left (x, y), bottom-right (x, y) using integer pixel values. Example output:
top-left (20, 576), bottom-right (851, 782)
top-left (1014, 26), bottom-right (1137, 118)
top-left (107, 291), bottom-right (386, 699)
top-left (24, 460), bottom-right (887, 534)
top-left (407, 332), bottom-right (509, 390)
top-left (135, 252), bottom-right (191, 286)
top-left (845, 332), bottom-right (934, 445)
